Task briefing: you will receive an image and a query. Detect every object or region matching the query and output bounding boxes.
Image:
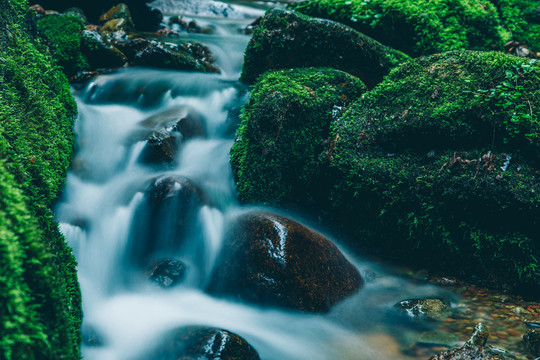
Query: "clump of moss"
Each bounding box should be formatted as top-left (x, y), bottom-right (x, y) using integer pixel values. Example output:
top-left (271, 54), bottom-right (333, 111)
top-left (329, 51), bottom-right (539, 294)
top-left (240, 8), bottom-right (409, 87)
top-left (1, 0), bottom-right (81, 358)
top-left (290, 0), bottom-right (506, 56)
top-left (492, 0), bottom-right (540, 52)
top-left (231, 67), bottom-right (366, 206)
top-left (37, 14), bottom-right (89, 77)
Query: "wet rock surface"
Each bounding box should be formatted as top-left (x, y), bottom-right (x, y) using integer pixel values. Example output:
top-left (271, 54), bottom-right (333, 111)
top-left (81, 30), bottom-right (127, 69)
top-left (129, 176), bottom-right (206, 266)
top-left (143, 326), bottom-right (261, 360)
top-left (207, 211), bottom-right (362, 312)
top-left (395, 298), bottom-right (452, 321)
top-left (138, 131), bottom-right (180, 165)
top-left (147, 258), bottom-right (187, 288)
top-left (523, 329), bottom-right (540, 357)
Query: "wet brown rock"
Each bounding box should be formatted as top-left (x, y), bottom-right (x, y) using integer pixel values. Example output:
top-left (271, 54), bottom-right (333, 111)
top-left (147, 258), bottom-right (187, 288)
top-left (207, 211), bottom-right (362, 312)
top-left (395, 298), bottom-right (452, 321)
top-left (30, 4), bottom-right (45, 15)
top-left (99, 3), bottom-right (134, 31)
top-left (429, 346), bottom-right (507, 360)
top-left (129, 176), bottom-right (207, 266)
top-left (138, 131), bottom-right (180, 165)
top-left (143, 326), bottom-right (260, 360)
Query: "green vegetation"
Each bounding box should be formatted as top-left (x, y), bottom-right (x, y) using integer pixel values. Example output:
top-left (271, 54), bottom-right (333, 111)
top-left (0, 0), bottom-right (81, 358)
top-left (240, 8), bottom-right (409, 87)
top-left (231, 67), bottom-right (366, 206)
top-left (233, 51), bottom-right (540, 295)
top-left (37, 14), bottom-right (89, 78)
top-left (290, 0), bottom-right (507, 56)
top-left (492, 0), bottom-right (540, 51)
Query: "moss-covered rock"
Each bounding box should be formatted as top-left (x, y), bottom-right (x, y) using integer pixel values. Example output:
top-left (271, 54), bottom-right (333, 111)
top-left (231, 67), bottom-right (366, 206)
top-left (233, 51), bottom-right (540, 295)
top-left (290, 0), bottom-right (506, 56)
top-left (240, 8), bottom-right (409, 87)
top-left (329, 51), bottom-right (540, 294)
top-left (36, 13), bottom-right (89, 77)
top-left (0, 0), bottom-right (81, 358)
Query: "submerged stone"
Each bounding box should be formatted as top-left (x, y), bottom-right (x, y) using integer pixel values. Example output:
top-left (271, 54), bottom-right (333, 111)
top-left (240, 8), bottom-right (409, 87)
top-left (207, 211), bottom-right (362, 312)
top-left (523, 329), bottom-right (540, 357)
top-left (395, 298), bottom-right (452, 321)
top-left (142, 326), bottom-right (260, 360)
top-left (128, 176), bottom-right (206, 266)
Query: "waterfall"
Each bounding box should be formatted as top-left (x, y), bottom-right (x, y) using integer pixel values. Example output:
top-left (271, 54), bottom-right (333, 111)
top-left (55, 2), bottom-right (450, 359)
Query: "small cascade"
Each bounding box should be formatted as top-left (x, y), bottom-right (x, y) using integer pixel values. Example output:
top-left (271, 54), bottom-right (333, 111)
top-left (55, 1), bottom-right (456, 359)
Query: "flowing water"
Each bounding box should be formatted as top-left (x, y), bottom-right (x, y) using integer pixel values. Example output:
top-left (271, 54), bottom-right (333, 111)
top-left (54, 1), bottom-right (535, 359)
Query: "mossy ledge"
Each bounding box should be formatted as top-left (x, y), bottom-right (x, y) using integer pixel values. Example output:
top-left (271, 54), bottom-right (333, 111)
top-left (232, 51), bottom-right (540, 297)
top-left (1, 0), bottom-right (81, 358)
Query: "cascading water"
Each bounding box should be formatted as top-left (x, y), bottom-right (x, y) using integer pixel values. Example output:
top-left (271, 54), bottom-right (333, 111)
top-left (55, 2), bottom-right (455, 359)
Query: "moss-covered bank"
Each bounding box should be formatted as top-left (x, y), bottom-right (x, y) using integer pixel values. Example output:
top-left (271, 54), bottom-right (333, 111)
top-left (232, 51), bottom-right (540, 296)
top-left (290, 0), bottom-right (538, 56)
top-left (0, 0), bottom-right (81, 358)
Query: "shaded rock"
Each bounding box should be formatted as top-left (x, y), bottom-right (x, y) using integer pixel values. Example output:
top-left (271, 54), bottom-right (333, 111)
top-left (505, 40), bottom-right (538, 58)
top-left (207, 211), bottom-right (362, 312)
top-left (240, 9), bottom-right (409, 87)
top-left (34, 0), bottom-right (162, 30)
top-left (466, 322), bottom-right (489, 347)
top-left (81, 30), bottom-right (127, 69)
top-left (429, 346), bottom-right (507, 360)
top-left (395, 298), bottom-right (451, 321)
top-left (100, 18), bottom-right (130, 36)
top-left (523, 329), bottom-right (540, 357)
top-left (30, 4), bottom-right (46, 15)
top-left (132, 106), bottom-right (207, 143)
top-left (147, 258), bottom-right (187, 288)
top-left (181, 43), bottom-right (219, 73)
top-left (82, 324), bottom-right (104, 347)
top-left (143, 326), bottom-right (260, 360)
top-left (430, 322), bottom-right (509, 360)
top-left (115, 38), bottom-right (206, 72)
top-left (129, 176), bottom-right (206, 266)
top-left (138, 131), bottom-right (180, 165)
top-left (63, 7), bottom-right (87, 24)
top-left (99, 3), bottom-right (134, 31)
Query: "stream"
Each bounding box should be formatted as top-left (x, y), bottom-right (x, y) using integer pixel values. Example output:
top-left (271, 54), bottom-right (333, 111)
top-left (54, 1), bottom-right (536, 359)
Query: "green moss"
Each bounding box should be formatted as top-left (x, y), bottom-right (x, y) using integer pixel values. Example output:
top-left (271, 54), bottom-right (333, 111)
top-left (1, 0), bottom-right (81, 358)
top-left (492, 0), bottom-right (540, 52)
top-left (231, 67), bottom-right (367, 206)
top-left (328, 51), bottom-right (539, 293)
top-left (290, 0), bottom-right (506, 56)
top-left (240, 8), bottom-right (409, 87)
top-left (37, 14), bottom-right (89, 78)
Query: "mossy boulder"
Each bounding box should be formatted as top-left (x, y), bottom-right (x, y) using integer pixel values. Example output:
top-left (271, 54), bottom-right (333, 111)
top-left (330, 51), bottom-right (540, 294)
top-left (1, 0), bottom-right (81, 358)
top-left (290, 0), bottom-right (506, 56)
top-left (36, 13), bottom-right (89, 77)
top-left (231, 67), bottom-right (366, 206)
top-left (240, 8), bottom-right (409, 87)
top-left (395, 298), bottom-right (452, 321)
top-left (207, 211), bottom-right (362, 312)
top-left (233, 51), bottom-right (540, 295)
